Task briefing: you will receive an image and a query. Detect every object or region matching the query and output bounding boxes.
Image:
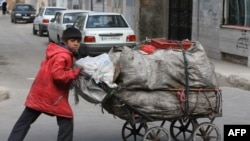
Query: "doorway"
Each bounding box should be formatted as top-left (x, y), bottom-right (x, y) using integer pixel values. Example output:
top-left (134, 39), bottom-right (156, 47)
top-left (168, 0), bottom-right (192, 40)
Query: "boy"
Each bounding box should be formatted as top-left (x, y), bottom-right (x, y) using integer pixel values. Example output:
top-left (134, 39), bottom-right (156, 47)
top-left (8, 27), bottom-right (83, 141)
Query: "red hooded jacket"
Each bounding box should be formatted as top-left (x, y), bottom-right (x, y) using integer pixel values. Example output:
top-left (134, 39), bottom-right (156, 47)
top-left (25, 43), bottom-right (81, 118)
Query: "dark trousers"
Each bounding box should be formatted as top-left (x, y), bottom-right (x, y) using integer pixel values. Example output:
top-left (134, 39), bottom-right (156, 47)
top-left (8, 107), bottom-right (73, 141)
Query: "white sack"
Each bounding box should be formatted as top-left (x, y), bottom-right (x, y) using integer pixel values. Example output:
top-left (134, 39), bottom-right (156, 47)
top-left (75, 53), bottom-right (117, 88)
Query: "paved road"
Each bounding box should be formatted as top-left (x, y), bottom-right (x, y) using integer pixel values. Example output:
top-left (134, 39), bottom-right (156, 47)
top-left (1, 14), bottom-right (250, 141)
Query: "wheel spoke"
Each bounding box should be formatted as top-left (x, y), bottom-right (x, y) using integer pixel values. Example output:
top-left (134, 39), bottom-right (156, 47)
top-left (183, 131), bottom-right (187, 140)
top-left (170, 119), bottom-right (197, 141)
top-left (206, 126), bottom-right (215, 135)
top-left (185, 128), bottom-right (194, 133)
top-left (122, 121), bottom-right (148, 141)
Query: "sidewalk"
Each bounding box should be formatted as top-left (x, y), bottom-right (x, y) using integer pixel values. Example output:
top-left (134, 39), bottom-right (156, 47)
top-left (1, 58), bottom-right (250, 102)
top-left (210, 58), bottom-right (250, 90)
top-left (0, 86), bottom-right (9, 102)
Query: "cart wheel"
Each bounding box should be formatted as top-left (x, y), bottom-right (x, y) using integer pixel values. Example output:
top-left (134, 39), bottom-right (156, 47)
top-left (143, 126), bottom-right (171, 141)
top-left (170, 119), bottom-right (198, 141)
top-left (192, 122), bottom-right (221, 141)
top-left (122, 121), bottom-right (148, 141)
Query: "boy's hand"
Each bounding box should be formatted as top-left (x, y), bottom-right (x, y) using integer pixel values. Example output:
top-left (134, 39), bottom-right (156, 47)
top-left (75, 65), bottom-right (84, 70)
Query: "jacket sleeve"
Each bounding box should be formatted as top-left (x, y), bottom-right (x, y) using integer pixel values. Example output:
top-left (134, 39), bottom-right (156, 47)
top-left (50, 54), bottom-right (81, 84)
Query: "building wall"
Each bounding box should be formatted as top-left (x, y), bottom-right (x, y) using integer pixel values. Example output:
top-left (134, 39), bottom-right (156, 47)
top-left (192, 0), bottom-right (250, 66)
top-left (138, 0), bottom-right (167, 41)
top-left (6, 0), bottom-right (16, 12)
top-left (192, 0), bottom-right (221, 60)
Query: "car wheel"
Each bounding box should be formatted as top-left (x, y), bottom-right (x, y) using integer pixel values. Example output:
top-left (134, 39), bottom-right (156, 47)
top-left (38, 25), bottom-right (43, 37)
top-left (33, 25), bottom-right (37, 35)
top-left (14, 18), bottom-right (17, 23)
top-left (39, 30), bottom-right (43, 36)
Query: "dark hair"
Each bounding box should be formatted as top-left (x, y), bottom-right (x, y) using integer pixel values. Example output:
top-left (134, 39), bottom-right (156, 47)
top-left (62, 27), bottom-right (82, 41)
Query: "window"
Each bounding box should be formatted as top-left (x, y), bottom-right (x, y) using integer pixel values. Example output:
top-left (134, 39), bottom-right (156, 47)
top-left (113, 0), bottom-right (120, 8)
top-left (86, 15), bottom-right (128, 28)
top-left (16, 5), bottom-right (33, 11)
top-left (55, 13), bottom-right (61, 24)
top-left (45, 8), bottom-right (66, 15)
top-left (63, 13), bottom-right (85, 23)
top-left (38, 8), bottom-right (44, 16)
top-left (224, 0), bottom-right (250, 26)
top-left (73, 16), bottom-right (85, 30)
top-left (126, 0), bottom-right (134, 6)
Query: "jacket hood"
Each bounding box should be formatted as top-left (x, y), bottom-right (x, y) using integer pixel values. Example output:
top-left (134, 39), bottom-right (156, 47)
top-left (46, 42), bottom-right (71, 59)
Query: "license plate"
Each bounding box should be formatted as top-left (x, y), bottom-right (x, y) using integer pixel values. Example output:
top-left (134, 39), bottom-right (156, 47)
top-left (23, 16), bottom-right (30, 19)
top-left (101, 36), bottom-right (120, 41)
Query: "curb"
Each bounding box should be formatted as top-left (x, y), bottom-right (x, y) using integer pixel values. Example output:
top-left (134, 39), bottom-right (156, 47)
top-left (0, 86), bottom-right (10, 102)
top-left (216, 73), bottom-right (250, 91)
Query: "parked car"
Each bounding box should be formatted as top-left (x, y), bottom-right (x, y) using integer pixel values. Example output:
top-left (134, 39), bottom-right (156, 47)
top-left (11, 3), bottom-right (36, 23)
top-left (33, 6), bottom-right (66, 36)
top-left (72, 12), bottom-right (136, 57)
top-left (48, 9), bottom-right (92, 43)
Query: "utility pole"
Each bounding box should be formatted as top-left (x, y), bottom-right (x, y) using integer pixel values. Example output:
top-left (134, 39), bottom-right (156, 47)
top-left (102, 0), bottom-right (104, 12)
top-left (90, 0), bottom-right (93, 11)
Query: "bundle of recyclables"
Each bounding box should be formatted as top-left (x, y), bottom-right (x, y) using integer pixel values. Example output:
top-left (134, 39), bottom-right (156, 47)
top-left (73, 40), bottom-right (222, 120)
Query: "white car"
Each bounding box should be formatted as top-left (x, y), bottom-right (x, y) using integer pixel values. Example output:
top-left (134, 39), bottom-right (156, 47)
top-left (33, 6), bottom-right (66, 36)
top-left (48, 9), bottom-right (92, 43)
top-left (72, 12), bottom-right (136, 57)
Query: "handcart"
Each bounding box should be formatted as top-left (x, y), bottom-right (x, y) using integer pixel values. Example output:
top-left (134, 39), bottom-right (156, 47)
top-left (101, 85), bottom-right (222, 141)
top-left (75, 38), bottom-right (223, 141)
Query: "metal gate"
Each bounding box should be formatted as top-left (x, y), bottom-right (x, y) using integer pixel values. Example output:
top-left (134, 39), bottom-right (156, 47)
top-left (168, 0), bottom-right (192, 40)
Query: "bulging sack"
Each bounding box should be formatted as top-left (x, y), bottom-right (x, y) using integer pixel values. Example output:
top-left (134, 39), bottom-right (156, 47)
top-left (74, 75), bottom-right (107, 104)
top-left (110, 42), bottom-right (218, 90)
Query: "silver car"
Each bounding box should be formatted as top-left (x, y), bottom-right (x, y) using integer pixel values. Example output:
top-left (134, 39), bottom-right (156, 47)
top-left (72, 12), bottom-right (137, 57)
top-left (33, 6), bottom-right (66, 36)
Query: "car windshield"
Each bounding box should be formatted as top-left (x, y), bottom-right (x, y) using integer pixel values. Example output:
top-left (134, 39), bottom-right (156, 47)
top-left (16, 5), bottom-right (33, 11)
top-left (86, 15), bottom-right (129, 28)
top-left (45, 8), bottom-right (65, 15)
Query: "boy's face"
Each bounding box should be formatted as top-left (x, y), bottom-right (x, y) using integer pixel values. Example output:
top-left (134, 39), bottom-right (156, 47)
top-left (64, 39), bottom-right (81, 53)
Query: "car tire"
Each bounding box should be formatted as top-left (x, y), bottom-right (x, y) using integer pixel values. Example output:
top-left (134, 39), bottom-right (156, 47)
top-left (13, 18), bottom-right (17, 23)
top-left (38, 25), bottom-right (44, 37)
top-left (33, 25), bottom-right (37, 35)
top-left (39, 30), bottom-right (43, 36)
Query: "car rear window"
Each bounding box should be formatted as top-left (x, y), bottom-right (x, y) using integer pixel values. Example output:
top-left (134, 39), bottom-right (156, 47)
top-left (86, 15), bottom-right (129, 28)
top-left (16, 5), bottom-right (33, 11)
top-left (45, 8), bottom-right (65, 15)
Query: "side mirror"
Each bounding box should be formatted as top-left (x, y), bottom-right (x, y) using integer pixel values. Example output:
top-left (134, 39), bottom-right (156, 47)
top-left (50, 18), bottom-right (55, 22)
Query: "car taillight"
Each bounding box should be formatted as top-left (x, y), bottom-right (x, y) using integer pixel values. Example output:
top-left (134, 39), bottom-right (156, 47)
top-left (84, 36), bottom-right (96, 42)
top-left (126, 35), bottom-right (136, 42)
top-left (42, 19), bottom-right (49, 23)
